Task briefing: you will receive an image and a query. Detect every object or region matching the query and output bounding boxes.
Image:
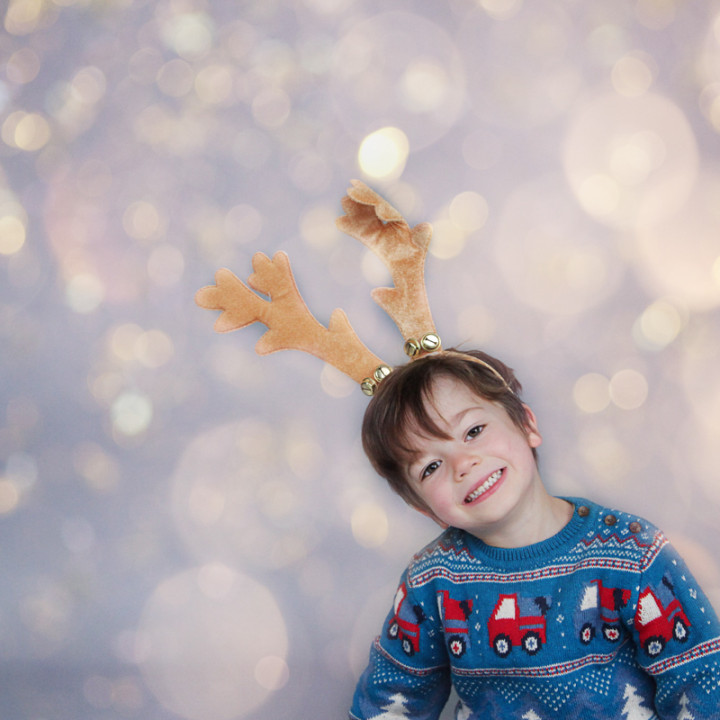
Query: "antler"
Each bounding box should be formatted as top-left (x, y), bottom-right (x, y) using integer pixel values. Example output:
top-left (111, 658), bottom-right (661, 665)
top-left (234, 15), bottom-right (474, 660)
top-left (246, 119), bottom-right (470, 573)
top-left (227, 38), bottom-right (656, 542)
top-left (336, 180), bottom-right (439, 357)
top-left (195, 251), bottom-right (391, 392)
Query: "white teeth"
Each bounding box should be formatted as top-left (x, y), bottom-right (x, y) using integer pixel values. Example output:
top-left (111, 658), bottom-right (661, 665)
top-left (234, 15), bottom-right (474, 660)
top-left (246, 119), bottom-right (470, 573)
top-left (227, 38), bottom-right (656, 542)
top-left (465, 469), bottom-right (503, 504)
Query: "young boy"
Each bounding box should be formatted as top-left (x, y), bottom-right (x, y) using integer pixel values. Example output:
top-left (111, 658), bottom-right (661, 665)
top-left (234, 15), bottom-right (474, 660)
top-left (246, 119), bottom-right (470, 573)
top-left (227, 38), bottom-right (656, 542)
top-left (350, 349), bottom-right (720, 719)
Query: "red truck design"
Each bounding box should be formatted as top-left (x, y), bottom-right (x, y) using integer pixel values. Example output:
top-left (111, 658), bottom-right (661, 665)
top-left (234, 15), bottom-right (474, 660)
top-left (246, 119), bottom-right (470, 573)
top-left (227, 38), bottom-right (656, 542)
top-left (387, 583), bottom-right (426, 657)
top-left (489, 593), bottom-right (552, 657)
top-left (636, 574), bottom-right (690, 657)
top-left (574, 579), bottom-right (631, 644)
top-left (436, 590), bottom-right (473, 658)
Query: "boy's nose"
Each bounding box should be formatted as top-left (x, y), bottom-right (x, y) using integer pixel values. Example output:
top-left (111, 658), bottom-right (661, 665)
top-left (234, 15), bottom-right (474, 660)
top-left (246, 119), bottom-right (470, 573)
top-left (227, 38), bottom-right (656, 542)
top-left (452, 452), bottom-right (478, 481)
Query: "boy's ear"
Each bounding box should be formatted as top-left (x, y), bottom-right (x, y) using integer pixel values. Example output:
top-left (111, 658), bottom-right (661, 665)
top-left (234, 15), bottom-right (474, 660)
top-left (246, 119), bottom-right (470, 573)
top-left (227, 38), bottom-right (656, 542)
top-left (522, 404), bottom-right (543, 449)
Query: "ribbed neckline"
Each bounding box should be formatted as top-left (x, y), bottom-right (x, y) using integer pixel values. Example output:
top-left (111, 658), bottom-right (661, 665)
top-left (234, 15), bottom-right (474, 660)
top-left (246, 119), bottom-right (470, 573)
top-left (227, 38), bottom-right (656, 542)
top-left (462, 496), bottom-right (592, 566)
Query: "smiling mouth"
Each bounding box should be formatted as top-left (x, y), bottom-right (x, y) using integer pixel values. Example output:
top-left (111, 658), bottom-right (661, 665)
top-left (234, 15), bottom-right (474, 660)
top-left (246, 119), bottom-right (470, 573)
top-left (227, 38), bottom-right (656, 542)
top-left (464, 469), bottom-right (504, 504)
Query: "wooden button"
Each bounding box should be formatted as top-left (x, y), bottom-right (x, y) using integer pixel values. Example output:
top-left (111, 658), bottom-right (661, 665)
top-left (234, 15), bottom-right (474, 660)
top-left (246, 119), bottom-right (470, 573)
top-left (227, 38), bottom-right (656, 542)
top-left (577, 505), bottom-right (590, 517)
top-left (604, 514), bottom-right (617, 526)
top-left (629, 521), bottom-right (642, 533)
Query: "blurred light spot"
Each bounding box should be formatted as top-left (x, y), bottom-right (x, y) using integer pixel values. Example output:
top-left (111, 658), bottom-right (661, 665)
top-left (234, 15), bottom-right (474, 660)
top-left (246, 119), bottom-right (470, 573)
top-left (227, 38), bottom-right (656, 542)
top-left (6, 451), bottom-right (37, 490)
top-left (61, 517), bottom-right (95, 554)
top-left (578, 424), bottom-right (631, 486)
top-left (449, 191), bottom-right (489, 232)
top-left (2, 111), bottom-right (51, 151)
top-left (73, 442), bottom-right (120, 492)
top-left (300, 205), bottom-right (337, 250)
top-left (147, 244), bottom-right (185, 287)
top-left (321, 363), bottom-right (355, 398)
top-left (137, 566), bottom-right (288, 720)
top-left (251, 87), bottom-right (291, 128)
top-left (479, 0), bottom-right (523, 20)
top-left (401, 58), bottom-right (449, 113)
top-left (576, 174), bottom-right (620, 218)
top-left (428, 218), bottom-right (466, 260)
top-left (156, 59), bottom-right (194, 98)
top-left (573, 373), bottom-right (611, 414)
top-left (635, 171), bottom-right (720, 310)
top-left (109, 323), bottom-right (143, 363)
top-left (611, 54), bottom-right (654, 97)
top-left (4, 0), bottom-right (56, 35)
top-left (195, 65), bottom-right (234, 105)
top-left (123, 200), bottom-right (162, 241)
top-left (257, 480), bottom-right (297, 520)
top-left (187, 483), bottom-right (226, 526)
top-left (358, 127), bottom-right (409, 180)
top-left (563, 93), bottom-right (698, 229)
top-left (351, 501), bottom-right (389, 548)
top-left (699, 84), bottom-right (720, 132)
top-left (494, 177), bottom-right (618, 314)
top-left (254, 656), bottom-right (289, 691)
top-left (285, 435), bottom-right (323, 480)
top-left (160, 12), bottom-right (214, 60)
top-left (0, 480), bottom-right (20, 514)
top-left (609, 368), bottom-right (648, 410)
top-left (65, 273), bottom-right (105, 313)
top-left (135, 330), bottom-right (174, 368)
top-left (197, 562), bottom-right (236, 600)
top-left (128, 47), bottom-right (165, 85)
top-left (5, 47), bottom-right (40, 84)
top-left (111, 392), bottom-right (153, 436)
top-left (635, 0), bottom-right (676, 30)
top-left (608, 130), bottom-right (666, 186)
top-left (633, 299), bottom-right (684, 351)
top-left (71, 66), bottom-right (107, 105)
top-left (0, 214), bottom-right (26, 254)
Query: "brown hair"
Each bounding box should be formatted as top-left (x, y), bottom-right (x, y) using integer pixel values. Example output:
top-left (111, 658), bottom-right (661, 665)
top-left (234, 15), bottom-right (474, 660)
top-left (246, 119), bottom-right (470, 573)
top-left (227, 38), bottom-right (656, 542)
top-left (361, 349), bottom-right (536, 513)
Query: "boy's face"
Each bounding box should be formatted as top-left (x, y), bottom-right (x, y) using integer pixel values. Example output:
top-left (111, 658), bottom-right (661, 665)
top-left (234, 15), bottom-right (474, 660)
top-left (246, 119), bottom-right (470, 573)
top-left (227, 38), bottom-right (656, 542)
top-left (405, 376), bottom-right (543, 540)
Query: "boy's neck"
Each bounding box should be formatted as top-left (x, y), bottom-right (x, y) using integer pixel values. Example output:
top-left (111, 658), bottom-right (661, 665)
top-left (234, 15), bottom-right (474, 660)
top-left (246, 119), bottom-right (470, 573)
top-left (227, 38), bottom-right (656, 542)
top-left (472, 491), bottom-right (574, 549)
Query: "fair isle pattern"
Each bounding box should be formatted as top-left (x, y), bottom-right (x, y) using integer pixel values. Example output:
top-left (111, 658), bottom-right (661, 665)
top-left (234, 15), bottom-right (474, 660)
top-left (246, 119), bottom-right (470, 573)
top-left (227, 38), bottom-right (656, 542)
top-left (452, 641), bottom-right (629, 678)
top-left (351, 498), bottom-right (720, 719)
top-left (648, 637), bottom-right (720, 674)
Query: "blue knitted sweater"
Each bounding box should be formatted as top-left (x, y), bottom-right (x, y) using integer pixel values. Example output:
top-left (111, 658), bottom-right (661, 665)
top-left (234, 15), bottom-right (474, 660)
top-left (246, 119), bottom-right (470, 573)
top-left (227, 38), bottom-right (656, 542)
top-left (350, 498), bottom-right (720, 719)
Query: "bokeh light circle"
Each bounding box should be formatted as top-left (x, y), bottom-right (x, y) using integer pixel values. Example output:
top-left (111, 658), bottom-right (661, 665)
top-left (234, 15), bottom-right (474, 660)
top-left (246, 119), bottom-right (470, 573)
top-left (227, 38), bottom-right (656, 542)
top-left (634, 171), bottom-right (720, 311)
top-left (171, 421), bottom-right (321, 570)
top-left (563, 92), bottom-right (699, 229)
top-left (136, 564), bottom-right (288, 720)
top-left (331, 12), bottom-right (465, 150)
top-left (493, 175), bottom-right (622, 315)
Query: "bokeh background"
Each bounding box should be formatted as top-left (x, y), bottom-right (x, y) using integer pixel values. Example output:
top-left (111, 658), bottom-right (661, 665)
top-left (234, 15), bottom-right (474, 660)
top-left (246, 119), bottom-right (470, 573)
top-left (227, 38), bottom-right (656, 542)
top-left (2, 0), bottom-right (720, 718)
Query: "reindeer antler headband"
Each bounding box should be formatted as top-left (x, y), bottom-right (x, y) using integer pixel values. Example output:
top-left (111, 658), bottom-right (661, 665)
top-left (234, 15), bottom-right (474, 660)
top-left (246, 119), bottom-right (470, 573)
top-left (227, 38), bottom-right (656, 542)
top-left (196, 180), bottom-right (507, 395)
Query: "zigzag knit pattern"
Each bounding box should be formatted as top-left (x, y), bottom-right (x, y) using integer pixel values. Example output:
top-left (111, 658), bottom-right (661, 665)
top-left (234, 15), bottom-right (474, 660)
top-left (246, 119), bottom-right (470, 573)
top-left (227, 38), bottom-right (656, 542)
top-left (350, 498), bottom-right (720, 720)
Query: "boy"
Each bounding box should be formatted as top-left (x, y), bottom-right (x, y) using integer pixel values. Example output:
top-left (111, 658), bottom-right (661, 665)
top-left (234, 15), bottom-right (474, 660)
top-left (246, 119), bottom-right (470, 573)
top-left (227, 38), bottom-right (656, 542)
top-left (351, 349), bottom-right (720, 719)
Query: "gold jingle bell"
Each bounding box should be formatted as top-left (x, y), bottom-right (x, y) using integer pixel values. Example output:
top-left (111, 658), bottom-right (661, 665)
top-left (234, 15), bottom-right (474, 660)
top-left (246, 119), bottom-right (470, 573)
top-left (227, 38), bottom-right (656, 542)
top-left (404, 333), bottom-right (441, 358)
top-left (361, 364), bottom-right (393, 396)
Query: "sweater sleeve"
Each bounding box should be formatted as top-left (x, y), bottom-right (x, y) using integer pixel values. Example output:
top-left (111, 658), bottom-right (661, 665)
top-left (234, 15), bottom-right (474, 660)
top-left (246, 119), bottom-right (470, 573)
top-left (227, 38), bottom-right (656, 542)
top-left (349, 572), bottom-right (451, 720)
top-left (625, 530), bottom-right (720, 719)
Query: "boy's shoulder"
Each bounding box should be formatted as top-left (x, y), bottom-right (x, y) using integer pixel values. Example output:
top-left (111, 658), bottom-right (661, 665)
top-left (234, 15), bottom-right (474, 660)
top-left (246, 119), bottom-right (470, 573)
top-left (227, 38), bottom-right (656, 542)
top-left (570, 496), bottom-right (664, 548)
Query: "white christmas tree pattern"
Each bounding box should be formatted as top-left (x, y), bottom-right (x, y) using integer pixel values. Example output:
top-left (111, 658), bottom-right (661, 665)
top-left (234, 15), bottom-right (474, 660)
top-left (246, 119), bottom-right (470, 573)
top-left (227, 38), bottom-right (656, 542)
top-left (677, 693), bottom-right (694, 720)
top-left (369, 693), bottom-right (411, 719)
top-left (621, 683), bottom-right (657, 719)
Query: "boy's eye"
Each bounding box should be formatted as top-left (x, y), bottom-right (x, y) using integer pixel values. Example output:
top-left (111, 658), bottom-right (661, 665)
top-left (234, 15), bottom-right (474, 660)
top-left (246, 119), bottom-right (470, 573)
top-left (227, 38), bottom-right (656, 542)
top-left (421, 461), bottom-right (441, 480)
top-left (466, 424), bottom-right (485, 440)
